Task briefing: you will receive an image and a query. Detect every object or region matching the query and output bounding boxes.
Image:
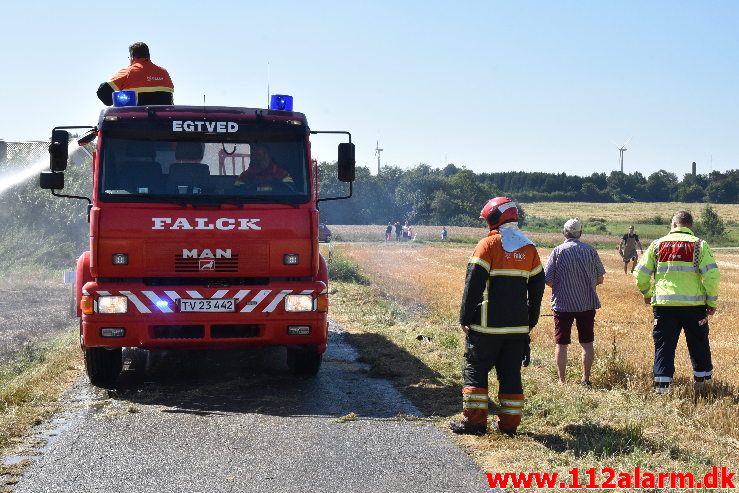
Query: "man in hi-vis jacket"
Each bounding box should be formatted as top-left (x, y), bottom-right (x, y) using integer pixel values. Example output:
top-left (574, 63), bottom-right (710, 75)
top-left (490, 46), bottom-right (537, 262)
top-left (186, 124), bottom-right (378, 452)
top-left (634, 210), bottom-right (720, 394)
top-left (450, 197), bottom-right (545, 436)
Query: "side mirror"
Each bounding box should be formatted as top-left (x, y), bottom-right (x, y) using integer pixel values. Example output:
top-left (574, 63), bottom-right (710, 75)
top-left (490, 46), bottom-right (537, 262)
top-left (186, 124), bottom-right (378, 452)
top-left (49, 129), bottom-right (70, 172)
top-left (337, 143), bottom-right (355, 183)
top-left (40, 171), bottom-right (64, 190)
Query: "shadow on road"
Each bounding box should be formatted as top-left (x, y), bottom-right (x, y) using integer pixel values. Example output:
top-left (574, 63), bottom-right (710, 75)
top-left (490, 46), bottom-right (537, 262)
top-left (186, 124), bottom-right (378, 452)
top-left (105, 329), bottom-right (456, 420)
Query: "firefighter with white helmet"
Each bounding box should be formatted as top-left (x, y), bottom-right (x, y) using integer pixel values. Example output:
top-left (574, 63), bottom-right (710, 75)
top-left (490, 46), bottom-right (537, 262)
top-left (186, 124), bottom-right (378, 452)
top-left (450, 197), bottom-right (545, 436)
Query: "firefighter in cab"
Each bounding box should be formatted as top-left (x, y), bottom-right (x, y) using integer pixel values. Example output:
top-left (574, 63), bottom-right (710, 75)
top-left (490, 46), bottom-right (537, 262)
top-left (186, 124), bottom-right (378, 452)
top-left (450, 197), bottom-right (545, 436)
top-left (97, 42), bottom-right (174, 106)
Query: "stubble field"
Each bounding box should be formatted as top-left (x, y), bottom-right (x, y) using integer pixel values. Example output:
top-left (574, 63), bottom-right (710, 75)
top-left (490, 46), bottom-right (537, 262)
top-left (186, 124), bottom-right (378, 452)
top-left (324, 231), bottom-right (738, 484)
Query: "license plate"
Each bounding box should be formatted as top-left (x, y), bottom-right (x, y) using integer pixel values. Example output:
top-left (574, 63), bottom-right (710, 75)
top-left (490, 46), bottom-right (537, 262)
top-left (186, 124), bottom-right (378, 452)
top-left (178, 299), bottom-right (236, 312)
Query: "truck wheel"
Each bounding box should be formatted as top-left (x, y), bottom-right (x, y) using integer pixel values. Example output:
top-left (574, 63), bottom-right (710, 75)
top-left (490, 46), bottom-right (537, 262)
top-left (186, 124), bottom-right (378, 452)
top-left (287, 347), bottom-right (322, 376)
top-left (84, 347), bottom-right (123, 389)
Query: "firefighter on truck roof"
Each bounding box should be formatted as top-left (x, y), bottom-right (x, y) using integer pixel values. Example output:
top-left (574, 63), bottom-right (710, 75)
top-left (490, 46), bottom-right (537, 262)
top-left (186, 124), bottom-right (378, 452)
top-left (450, 197), bottom-right (545, 436)
top-left (634, 210), bottom-right (720, 394)
top-left (97, 42), bottom-right (174, 106)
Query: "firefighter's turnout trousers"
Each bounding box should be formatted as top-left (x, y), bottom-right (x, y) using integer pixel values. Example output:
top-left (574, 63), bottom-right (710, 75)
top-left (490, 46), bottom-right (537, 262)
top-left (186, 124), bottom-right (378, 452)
top-left (461, 331), bottom-right (525, 432)
top-left (653, 305), bottom-right (712, 390)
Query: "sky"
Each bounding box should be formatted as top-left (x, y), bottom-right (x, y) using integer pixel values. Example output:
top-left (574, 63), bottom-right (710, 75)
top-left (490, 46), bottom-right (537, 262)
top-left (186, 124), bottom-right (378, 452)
top-left (1, 1), bottom-right (738, 178)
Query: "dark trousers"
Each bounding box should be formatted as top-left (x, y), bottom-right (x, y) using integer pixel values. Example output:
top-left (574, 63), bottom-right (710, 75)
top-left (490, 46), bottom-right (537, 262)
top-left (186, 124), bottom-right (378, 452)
top-left (463, 331), bottom-right (525, 393)
top-left (652, 305), bottom-right (712, 387)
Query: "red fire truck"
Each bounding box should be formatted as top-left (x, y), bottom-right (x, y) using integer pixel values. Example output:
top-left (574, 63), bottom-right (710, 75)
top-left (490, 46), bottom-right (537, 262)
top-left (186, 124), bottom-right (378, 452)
top-left (40, 96), bottom-right (355, 388)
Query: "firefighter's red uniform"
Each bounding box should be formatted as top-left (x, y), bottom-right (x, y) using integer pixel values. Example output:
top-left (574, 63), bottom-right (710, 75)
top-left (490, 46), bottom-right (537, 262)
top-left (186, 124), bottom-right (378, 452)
top-left (97, 57), bottom-right (174, 106)
top-left (455, 228), bottom-right (544, 434)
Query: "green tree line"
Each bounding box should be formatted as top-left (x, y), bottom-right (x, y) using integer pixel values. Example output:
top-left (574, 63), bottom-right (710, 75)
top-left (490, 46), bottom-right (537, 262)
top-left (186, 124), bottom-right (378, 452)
top-left (317, 163), bottom-right (738, 225)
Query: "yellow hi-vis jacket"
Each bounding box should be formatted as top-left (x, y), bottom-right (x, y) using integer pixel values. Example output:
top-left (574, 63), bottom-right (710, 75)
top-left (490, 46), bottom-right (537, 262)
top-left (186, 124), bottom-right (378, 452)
top-left (634, 227), bottom-right (720, 307)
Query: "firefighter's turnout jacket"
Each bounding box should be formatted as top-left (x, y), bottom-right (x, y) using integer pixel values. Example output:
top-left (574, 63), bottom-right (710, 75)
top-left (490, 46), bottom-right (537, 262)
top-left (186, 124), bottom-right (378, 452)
top-left (460, 230), bottom-right (545, 334)
top-left (97, 58), bottom-right (174, 106)
top-left (458, 229), bottom-right (545, 433)
top-left (635, 227), bottom-right (719, 307)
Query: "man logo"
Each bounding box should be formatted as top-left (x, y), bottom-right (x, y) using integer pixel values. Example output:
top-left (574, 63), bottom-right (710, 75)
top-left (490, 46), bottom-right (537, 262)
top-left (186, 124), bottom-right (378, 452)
top-left (199, 259), bottom-right (215, 271)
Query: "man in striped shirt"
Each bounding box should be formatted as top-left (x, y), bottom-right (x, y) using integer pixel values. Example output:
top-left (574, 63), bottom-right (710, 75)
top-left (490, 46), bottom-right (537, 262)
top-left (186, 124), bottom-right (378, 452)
top-left (544, 218), bottom-right (605, 385)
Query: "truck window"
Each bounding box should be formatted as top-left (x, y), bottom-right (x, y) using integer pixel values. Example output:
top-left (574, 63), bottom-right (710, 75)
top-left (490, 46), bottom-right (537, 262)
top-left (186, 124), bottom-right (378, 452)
top-left (99, 138), bottom-right (309, 203)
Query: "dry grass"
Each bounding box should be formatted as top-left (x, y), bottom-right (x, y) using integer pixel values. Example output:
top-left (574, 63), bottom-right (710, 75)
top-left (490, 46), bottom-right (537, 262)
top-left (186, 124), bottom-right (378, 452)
top-left (521, 202), bottom-right (739, 223)
top-left (328, 235), bottom-right (739, 483)
top-left (0, 330), bottom-right (81, 455)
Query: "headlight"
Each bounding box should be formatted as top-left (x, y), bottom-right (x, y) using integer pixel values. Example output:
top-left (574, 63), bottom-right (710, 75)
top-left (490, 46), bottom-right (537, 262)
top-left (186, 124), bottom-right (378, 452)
top-left (98, 295), bottom-right (128, 314)
top-left (284, 294), bottom-right (314, 312)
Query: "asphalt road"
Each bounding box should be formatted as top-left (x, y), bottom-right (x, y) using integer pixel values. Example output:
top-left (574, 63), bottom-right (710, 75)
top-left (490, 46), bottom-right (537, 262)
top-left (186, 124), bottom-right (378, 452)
top-left (5, 322), bottom-right (489, 493)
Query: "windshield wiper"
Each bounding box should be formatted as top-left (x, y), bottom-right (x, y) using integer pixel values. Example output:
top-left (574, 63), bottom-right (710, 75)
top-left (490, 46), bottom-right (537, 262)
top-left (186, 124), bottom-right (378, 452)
top-left (119, 192), bottom-right (189, 207)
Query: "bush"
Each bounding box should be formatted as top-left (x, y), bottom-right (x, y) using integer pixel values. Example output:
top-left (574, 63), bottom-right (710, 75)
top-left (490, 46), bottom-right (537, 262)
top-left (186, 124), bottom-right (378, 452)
top-left (693, 205), bottom-right (726, 240)
top-left (328, 253), bottom-right (369, 284)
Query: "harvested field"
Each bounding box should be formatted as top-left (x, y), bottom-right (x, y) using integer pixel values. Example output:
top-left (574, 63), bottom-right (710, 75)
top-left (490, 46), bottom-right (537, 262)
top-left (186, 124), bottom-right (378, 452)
top-left (521, 201), bottom-right (739, 223)
top-left (0, 272), bottom-right (73, 364)
top-left (327, 237), bottom-right (739, 479)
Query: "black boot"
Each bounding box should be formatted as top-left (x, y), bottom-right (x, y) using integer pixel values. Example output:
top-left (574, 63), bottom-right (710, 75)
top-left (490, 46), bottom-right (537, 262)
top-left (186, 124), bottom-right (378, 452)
top-left (449, 420), bottom-right (487, 436)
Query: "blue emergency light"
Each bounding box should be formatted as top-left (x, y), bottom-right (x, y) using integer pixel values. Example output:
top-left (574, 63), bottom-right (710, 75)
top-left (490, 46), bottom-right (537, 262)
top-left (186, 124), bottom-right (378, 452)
top-left (112, 90), bottom-right (137, 107)
top-left (270, 94), bottom-right (293, 111)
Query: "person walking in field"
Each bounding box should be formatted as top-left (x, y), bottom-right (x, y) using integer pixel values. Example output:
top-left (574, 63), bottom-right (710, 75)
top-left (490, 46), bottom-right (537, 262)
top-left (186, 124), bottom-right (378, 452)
top-left (394, 221), bottom-right (402, 241)
top-left (634, 210), bottom-right (720, 394)
top-left (618, 225), bottom-right (643, 274)
top-left (450, 197), bottom-right (545, 436)
top-left (385, 222), bottom-right (393, 241)
top-left (544, 218), bottom-right (605, 386)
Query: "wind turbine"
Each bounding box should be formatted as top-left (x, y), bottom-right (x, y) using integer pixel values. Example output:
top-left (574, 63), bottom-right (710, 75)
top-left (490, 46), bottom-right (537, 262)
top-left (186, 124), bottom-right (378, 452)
top-left (375, 140), bottom-right (383, 175)
top-left (612, 138), bottom-right (631, 173)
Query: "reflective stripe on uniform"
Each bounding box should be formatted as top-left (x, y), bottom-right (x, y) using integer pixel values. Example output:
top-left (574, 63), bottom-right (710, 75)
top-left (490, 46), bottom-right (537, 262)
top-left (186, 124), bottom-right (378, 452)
top-left (499, 398), bottom-right (525, 415)
top-left (653, 294), bottom-right (707, 302)
top-left (699, 263), bottom-right (718, 274)
top-left (128, 86), bottom-right (174, 93)
top-left (656, 265), bottom-right (699, 273)
top-left (469, 325), bottom-right (529, 334)
top-left (654, 376), bottom-right (673, 383)
top-left (469, 256), bottom-right (491, 272)
top-left (490, 269), bottom-right (530, 277)
top-left (463, 393), bottom-right (489, 409)
top-left (637, 265), bottom-right (653, 275)
top-left (693, 370), bottom-right (713, 378)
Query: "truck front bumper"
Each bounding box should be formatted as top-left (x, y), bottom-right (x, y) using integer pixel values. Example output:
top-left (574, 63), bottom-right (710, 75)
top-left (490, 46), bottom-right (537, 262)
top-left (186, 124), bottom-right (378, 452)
top-left (80, 281), bottom-right (328, 351)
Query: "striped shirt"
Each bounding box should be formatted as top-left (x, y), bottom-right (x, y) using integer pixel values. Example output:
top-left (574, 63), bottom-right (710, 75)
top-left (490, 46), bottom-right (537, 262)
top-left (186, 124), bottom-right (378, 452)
top-left (544, 238), bottom-right (605, 312)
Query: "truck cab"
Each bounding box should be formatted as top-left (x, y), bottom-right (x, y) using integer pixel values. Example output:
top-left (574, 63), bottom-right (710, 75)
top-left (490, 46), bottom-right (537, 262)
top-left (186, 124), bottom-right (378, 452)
top-left (41, 102), bottom-right (355, 387)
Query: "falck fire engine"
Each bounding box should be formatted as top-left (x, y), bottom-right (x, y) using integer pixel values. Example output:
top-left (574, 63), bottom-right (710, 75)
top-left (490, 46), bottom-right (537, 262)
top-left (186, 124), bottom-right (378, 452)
top-left (40, 93), bottom-right (355, 388)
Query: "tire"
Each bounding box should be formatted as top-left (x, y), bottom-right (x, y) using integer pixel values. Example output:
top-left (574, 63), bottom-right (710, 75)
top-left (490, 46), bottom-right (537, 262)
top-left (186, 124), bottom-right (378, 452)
top-left (84, 347), bottom-right (123, 389)
top-left (287, 347), bottom-right (322, 376)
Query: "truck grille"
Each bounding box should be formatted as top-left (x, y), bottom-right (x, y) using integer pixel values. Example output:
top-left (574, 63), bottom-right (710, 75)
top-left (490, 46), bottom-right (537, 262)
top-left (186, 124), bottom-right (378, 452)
top-left (174, 255), bottom-right (239, 273)
top-left (211, 324), bottom-right (261, 339)
top-left (152, 325), bottom-right (204, 339)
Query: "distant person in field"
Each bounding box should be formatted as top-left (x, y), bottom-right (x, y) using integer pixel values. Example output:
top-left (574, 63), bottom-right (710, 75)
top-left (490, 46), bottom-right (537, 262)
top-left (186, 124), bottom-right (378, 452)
top-left (544, 218), bottom-right (605, 386)
top-left (441, 226), bottom-right (448, 241)
top-left (618, 225), bottom-right (643, 274)
top-left (97, 42), bottom-right (174, 106)
top-left (450, 197), bottom-right (544, 437)
top-left (385, 222), bottom-right (393, 241)
top-left (634, 210), bottom-right (720, 394)
top-left (394, 221), bottom-right (402, 241)
top-left (402, 221), bottom-right (410, 240)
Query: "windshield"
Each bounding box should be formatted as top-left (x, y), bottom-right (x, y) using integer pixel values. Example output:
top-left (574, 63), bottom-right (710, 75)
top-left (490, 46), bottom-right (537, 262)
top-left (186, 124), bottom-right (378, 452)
top-left (99, 138), bottom-right (309, 204)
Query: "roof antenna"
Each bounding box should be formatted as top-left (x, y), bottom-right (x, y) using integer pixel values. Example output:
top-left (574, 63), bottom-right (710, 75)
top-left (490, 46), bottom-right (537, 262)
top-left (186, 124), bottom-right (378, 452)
top-left (203, 94), bottom-right (206, 106)
top-left (266, 61), bottom-right (270, 108)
